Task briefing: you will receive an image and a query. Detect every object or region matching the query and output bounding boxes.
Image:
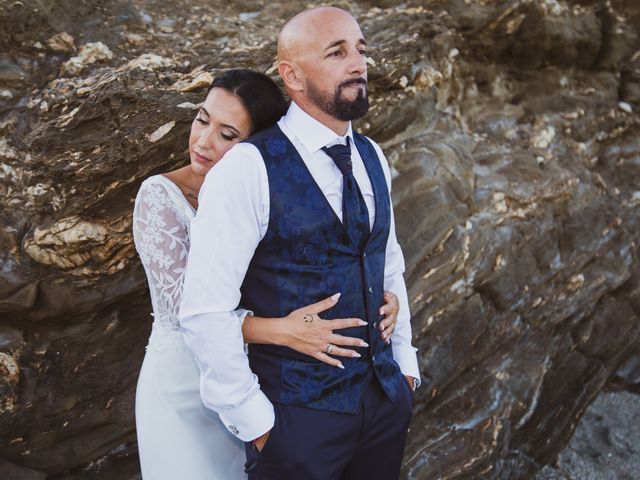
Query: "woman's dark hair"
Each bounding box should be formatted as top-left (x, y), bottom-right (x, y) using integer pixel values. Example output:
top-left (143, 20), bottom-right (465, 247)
top-left (206, 69), bottom-right (288, 135)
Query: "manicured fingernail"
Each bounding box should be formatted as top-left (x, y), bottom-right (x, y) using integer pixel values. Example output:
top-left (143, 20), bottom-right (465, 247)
top-left (337, 363), bottom-right (345, 369)
top-left (379, 324), bottom-right (385, 331)
top-left (360, 341), bottom-right (369, 347)
top-left (352, 351), bottom-right (361, 358)
top-left (381, 332), bottom-right (386, 340)
top-left (385, 339), bottom-right (390, 345)
top-left (358, 320), bottom-right (367, 326)
top-left (331, 293), bottom-right (341, 301)
top-left (379, 308), bottom-right (384, 315)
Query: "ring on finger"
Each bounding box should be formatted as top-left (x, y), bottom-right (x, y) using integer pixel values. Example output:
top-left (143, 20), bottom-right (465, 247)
top-left (325, 343), bottom-right (334, 355)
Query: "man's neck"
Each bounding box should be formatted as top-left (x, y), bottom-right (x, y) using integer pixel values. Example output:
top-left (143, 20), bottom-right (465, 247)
top-left (294, 98), bottom-right (349, 136)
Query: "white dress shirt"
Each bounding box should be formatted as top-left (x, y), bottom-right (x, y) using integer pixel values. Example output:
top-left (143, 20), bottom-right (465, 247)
top-left (179, 101), bottom-right (420, 442)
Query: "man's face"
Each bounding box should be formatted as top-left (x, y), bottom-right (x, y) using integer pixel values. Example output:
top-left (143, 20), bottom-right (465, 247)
top-left (300, 13), bottom-right (369, 121)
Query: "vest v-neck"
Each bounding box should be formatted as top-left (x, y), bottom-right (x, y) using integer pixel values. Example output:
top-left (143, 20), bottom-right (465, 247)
top-left (276, 127), bottom-right (384, 252)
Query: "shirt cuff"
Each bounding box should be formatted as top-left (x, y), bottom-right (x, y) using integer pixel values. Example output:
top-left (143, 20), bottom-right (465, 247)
top-left (235, 308), bottom-right (253, 325)
top-left (234, 309), bottom-right (253, 355)
top-left (218, 389), bottom-right (275, 442)
top-left (392, 342), bottom-right (421, 387)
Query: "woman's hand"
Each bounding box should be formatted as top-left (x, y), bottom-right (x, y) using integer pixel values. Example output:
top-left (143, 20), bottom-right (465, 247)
top-left (378, 290), bottom-right (399, 344)
top-left (280, 293), bottom-right (369, 369)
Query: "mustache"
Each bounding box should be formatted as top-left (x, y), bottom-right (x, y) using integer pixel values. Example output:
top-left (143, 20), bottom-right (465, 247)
top-left (338, 78), bottom-right (368, 89)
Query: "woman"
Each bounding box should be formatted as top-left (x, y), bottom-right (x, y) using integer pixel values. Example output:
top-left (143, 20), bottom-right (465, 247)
top-left (132, 70), bottom-right (400, 479)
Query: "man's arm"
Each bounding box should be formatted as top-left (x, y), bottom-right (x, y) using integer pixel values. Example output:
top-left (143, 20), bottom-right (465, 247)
top-left (370, 140), bottom-right (421, 387)
top-left (178, 143), bottom-right (273, 442)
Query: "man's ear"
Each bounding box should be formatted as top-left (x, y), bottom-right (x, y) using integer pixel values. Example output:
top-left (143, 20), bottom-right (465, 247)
top-left (278, 61), bottom-right (304, 93)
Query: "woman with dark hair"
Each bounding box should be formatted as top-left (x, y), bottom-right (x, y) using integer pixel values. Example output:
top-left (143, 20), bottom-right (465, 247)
top-left (132, 70), bottom-right (400, 479)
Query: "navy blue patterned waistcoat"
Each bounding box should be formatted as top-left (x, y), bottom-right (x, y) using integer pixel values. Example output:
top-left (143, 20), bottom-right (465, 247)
top-left (240, 125), bottom-right (402, 414)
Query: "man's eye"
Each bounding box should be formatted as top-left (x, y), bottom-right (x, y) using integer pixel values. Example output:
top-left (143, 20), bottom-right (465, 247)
top-left (196, 118), bottom-right (208, 125)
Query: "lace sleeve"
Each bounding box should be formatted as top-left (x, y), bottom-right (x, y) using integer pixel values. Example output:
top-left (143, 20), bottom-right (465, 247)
top-left (133, 180), bottom-right (190, 328)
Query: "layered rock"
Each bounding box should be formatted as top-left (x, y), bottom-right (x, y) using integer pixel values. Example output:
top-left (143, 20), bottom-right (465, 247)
top-left (0, 0), bottom-right (638, 478)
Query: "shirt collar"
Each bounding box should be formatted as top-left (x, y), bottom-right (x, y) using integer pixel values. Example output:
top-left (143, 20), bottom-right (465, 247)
top-left (282, 101), bottom-right (354, 154)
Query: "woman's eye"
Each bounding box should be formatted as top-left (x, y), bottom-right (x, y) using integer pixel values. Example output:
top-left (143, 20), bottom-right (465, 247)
top-left (195, 117), bottom-right (208, 125)
top-left (221, 133), bottom-right (236, 141)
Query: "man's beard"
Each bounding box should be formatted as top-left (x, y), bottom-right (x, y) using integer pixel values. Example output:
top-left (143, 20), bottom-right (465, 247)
top-left (307, 78), bottom-right (369, 121)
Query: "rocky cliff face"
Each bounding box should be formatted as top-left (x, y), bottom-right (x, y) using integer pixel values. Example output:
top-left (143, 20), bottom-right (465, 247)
top-left (1, 0), bottom-right (639, 478)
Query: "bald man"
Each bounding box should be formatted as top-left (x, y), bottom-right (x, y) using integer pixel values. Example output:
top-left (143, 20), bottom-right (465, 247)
top-left (179, 7), bottom-right (420, 479)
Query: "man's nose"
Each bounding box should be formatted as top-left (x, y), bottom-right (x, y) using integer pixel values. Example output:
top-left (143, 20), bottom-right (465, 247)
top-left (347, 48), bottom-right (367, 76)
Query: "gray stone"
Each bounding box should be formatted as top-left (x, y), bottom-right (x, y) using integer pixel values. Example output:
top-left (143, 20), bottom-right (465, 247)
top-left (534, 391), bottom-right (640, 480)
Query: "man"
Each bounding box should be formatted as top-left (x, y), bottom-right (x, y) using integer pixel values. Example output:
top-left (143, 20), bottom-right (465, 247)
top-left (179, 6), bottom-right (420, 479)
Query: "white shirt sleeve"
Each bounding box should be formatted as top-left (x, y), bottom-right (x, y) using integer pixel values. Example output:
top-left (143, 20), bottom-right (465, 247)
top-left (178, 143), bottom-right (273, 442)
top-left (370, 140), bottom-right (421, 385)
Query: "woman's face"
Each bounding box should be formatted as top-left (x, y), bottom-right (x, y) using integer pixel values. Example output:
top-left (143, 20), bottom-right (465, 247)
top-left (188, 87), bottom-right (252, 176)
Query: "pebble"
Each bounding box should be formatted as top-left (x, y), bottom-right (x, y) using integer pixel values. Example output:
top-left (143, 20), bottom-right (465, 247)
top-left (146, 121), bottom-right (176, 142)
top-left (0, 327), bottom-right (23, 350)
top-left (532, 126), bottom-right (556, 149)
top-left (239, 12), bottom-right (260, 22)
top-left (62, 42), bottom-right (114, 76)
top-left (618, 101), bottom-right (633, 114)
top-left (126, 53), bottom-right (173, 72)
top-left (176, 71), bottom-right (214, 92)
top-left (47, 32), bottom-right (75, 53)
top-left (0, 60), bottom-right (26, 83)
top-left (177, 102), bottom-right (199, 109)
top-left (124, 33), bottom-right (146, 46)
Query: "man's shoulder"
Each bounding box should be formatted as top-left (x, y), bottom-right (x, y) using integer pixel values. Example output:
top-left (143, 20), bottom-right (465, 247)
top-left (207, 142), bottom-right (266, 185)
top-left (242, 124), bottom-right (296, 162)
top-left (223, 139), bottom-right (265, 165)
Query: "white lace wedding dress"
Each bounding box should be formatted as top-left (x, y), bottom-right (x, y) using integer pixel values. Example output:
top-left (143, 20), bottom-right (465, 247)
top-left (132, 175), bottom-right (246, 479)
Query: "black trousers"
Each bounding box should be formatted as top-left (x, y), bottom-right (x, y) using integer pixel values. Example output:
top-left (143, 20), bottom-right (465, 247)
top-left (245, 374), bottom-right (413, 480)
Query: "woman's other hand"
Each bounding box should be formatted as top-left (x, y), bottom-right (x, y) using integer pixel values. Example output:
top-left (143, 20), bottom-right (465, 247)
top-left (281, 293), bottom-right (369, 369)
top-left (378, 290), bottom-right (399, 344)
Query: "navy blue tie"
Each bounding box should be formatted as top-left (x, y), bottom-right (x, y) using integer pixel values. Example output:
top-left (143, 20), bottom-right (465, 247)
top-left (322, 138), bottom-right (370, 249)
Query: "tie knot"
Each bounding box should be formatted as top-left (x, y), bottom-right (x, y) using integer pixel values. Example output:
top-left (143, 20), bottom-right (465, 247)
top-left (322, 138), bottom-right (352, 176)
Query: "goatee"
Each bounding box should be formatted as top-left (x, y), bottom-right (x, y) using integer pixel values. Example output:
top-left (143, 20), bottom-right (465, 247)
top-left (307, 78), bottom-right (369, 121)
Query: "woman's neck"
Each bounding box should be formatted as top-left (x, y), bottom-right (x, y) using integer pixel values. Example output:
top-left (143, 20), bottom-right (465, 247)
top-left (163, 166), bottom-right (204, 209)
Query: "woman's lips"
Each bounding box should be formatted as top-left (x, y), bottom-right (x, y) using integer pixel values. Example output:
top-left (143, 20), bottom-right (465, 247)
top-left (194, 152), bottom-right (213, 165)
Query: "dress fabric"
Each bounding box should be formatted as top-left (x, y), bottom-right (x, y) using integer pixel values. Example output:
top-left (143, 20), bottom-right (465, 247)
top-left (132, 175), bottom-right (246, 479)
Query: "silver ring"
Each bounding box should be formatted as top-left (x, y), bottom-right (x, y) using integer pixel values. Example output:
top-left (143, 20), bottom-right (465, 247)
top-left (325, 343), bottom-right (334, 355)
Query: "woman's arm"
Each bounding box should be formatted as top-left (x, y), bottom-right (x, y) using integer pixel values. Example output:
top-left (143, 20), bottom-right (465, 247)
top-left (133, 180), bottom-right (190, 322)
top-left (242, 291), bottom-right (401, 369)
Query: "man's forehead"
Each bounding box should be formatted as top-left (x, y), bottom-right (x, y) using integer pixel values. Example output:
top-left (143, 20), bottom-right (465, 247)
top-left (278, 7), bottom-right (364, 57)
top-left (307, 19), bottom-right (365, 49)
